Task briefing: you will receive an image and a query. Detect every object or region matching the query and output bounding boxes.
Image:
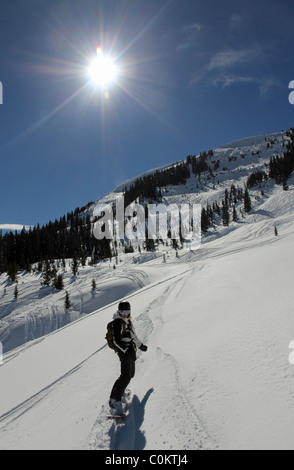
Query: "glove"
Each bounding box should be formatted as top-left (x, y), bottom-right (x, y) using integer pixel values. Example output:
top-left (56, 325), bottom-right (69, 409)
top-left (139, 344), bottom-right (148, 352)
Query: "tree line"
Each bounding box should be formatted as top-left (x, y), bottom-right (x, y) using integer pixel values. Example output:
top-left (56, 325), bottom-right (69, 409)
top-left (0, 209), bottom-right (112, 281)
top-left (269, 147), bottom-right (294, 190)
top-left (124, 150), bottom-right (214, 205)
top-left (201, 185), bottom-right (252, 232)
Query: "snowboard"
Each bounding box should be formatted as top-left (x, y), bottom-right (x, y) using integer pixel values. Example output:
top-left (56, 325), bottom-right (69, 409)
top-left (107, 390), bottom-right (132, 421)
top-left (106, 413), bottom-right (127, 421)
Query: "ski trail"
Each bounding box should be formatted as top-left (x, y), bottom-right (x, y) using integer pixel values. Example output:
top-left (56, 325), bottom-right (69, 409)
top-left (0, 345), bottom-right (106, 430)
top-left (155, 346), bottom-right (215, 450)
top-left (86, 404), bottom-right (114, 450)
top-left (86, 397), bottom-right (135, 451)
top-left (86, 281), bottom-right (179, 451)
top-left (132, 270), bottom-right (216, 450)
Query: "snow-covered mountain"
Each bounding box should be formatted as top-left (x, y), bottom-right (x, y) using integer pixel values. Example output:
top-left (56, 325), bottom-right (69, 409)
top-left (88, 130), bottom-right (287, 209)
top-left (1, 129), bottom-right (294, 450)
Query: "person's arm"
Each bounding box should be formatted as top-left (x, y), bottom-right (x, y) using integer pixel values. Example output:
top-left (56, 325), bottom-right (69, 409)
top-left (130, 321), bottom-right (148, 352)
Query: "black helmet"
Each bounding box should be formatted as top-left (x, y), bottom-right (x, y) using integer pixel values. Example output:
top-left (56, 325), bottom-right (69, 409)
top-left (118, 301), bottom-right (131, 317)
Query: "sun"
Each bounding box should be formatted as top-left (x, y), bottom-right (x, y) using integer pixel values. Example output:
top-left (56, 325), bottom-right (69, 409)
top-left (88, 48), bottom-right (118, 87)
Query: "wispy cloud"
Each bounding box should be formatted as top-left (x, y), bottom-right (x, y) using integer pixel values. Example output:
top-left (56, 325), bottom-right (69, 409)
top-left (212, 75), bottom-right (256, 88)
top-left (175, 43), bottom-right (191, 52)
top-left (182, 23), bottom-right (203, 34)
top-left (258, 77), bottom-right (280, 95)
top-left (209, 48), bottom-right (260, 70)
top-left (179, 16), bottom-right (280, 99)
top-left (189, 42), bottom-right (279, 97)
top-left (176, 22), bottom-right (203, 52)
top-left (205, 44), bottom-right (280, 95)
top-left (212, 74), bottom-right (280, 95)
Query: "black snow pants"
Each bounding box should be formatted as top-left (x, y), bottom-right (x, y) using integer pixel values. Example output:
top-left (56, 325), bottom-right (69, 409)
top-left (110, 349), bottom-right (136, 401)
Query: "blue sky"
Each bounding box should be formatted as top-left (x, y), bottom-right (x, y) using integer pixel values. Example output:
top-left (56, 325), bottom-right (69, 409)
top-left (0, 0), bottom-right (294, 228)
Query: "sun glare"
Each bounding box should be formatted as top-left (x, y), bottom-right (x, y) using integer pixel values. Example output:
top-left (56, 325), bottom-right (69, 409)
top-left (88, 48), bottom-right (118, 86)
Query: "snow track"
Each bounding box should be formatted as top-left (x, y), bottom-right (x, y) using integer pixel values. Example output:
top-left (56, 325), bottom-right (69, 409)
top-left (131, 274), bottom-right (214, 450)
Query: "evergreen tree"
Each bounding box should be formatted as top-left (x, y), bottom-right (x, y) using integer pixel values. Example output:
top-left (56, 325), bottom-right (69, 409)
top-left (53, 274), bottom-right (64, 291)
top-left (71, 256), bottom-right (79, 276)
top-left (42, 258), bottom-right (52, 286)
top-left (222, 200), bottom-right (230, 227)
top-left (247, 171), bottom-right (267, 188)
top-left (37, 259), bottom-right (43, 272)
top-left (100, 238), bottom-right (112, 259)
top-left (64, 291), bottom-right (71, 310)
top-left (201, 207), bottom-right (210, 232)
top-left (172, 238), bottom-right (179, 250)
top-left (232, 205), bottom-right (238, 222)
top-left (244, 188), bottom-right (252, 213)
top-left (145, 238), bottom-right (155, 251)
top-left (7, 262), bottom-right (18, 283)
top-left (224, 189), bottom-right (229, 207)
top-left (14, 283), bottom-right (19, 299)
top-left (125, 242), bottom-right (134, 254)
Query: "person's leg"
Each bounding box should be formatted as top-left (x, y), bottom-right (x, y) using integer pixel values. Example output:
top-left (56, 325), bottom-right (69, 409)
top-left (110, 352), bottom-right (135, 401)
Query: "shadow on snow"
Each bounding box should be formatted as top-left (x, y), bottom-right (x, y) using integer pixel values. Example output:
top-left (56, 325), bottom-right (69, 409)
top-left (109, 388), bottom-right (154, 450)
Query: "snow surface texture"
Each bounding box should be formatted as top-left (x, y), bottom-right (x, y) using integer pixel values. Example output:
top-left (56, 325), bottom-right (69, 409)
top-left (1, 131), bottom-right (294, 450)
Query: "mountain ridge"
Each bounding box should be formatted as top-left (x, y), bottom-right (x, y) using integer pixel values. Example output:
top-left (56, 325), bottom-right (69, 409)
top-left (100, 130), bottom-right (285, 197)
top-left (100, 130), bottom-right (284, 195)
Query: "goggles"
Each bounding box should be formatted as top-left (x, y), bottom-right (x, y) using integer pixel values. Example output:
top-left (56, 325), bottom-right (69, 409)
top-left (119, 310), bottom-right (131, 318)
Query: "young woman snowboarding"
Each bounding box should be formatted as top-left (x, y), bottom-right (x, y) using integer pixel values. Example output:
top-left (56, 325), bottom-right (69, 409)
top-left (109, 301), bottom-right (148, 414)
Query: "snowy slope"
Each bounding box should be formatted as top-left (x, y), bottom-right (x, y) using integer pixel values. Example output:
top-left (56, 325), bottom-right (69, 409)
top-left (0, 184), bottom-right (294, 449)
top-left (0, 261), bottom-right (152, 352)
top-left (1, 130), bottom-right (294, 450)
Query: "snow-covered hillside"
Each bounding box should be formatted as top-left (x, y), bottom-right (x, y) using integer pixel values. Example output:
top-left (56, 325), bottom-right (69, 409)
top-left (1, 130), bottom-right (294, 450)
top-left (0, 130), bottom-right (288, 353)
top-left (89, 130), bottom-right (287, 209)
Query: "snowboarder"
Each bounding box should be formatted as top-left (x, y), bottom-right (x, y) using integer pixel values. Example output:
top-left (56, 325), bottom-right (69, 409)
top-left (109, 301), bottom-right (148, 414)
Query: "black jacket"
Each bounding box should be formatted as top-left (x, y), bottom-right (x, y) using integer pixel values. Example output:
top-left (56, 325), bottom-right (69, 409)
top-left (112, 315), bottom-right (143, 356)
